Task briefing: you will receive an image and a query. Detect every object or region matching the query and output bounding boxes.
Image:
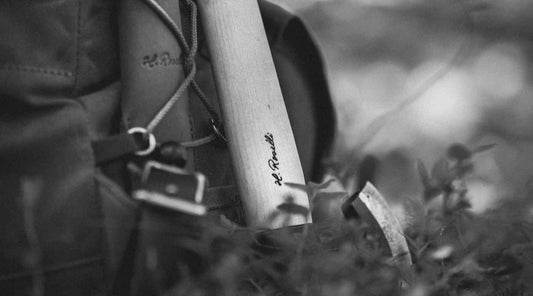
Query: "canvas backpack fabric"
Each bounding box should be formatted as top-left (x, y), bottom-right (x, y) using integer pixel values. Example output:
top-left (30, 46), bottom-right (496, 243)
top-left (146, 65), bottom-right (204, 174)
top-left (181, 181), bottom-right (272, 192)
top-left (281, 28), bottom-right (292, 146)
top-left (0, 0), bottom-right (335, 295)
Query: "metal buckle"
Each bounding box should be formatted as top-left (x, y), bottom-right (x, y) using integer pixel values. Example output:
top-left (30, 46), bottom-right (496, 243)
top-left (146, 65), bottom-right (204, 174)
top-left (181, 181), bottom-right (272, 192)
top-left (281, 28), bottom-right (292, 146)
top-left (133, 160), bottom-right (207, 215)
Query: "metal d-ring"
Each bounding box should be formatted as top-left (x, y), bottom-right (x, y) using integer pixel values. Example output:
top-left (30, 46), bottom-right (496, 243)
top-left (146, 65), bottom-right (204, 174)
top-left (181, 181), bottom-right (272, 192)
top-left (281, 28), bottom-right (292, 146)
top-left (209, 119), bottom-right (227, 144)
top-left (128, 127), bottom-right (157, 156)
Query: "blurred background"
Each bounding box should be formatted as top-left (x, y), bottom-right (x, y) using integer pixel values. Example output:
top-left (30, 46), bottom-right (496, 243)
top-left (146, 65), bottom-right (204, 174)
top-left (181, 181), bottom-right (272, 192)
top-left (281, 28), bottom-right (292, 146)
top-left (270, 0), bottom-right (533, 219)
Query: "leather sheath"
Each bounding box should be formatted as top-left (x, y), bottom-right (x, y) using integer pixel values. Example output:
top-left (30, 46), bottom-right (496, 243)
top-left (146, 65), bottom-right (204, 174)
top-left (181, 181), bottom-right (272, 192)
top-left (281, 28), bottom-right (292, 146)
top-left (119, 0), bottom-right (194, 170)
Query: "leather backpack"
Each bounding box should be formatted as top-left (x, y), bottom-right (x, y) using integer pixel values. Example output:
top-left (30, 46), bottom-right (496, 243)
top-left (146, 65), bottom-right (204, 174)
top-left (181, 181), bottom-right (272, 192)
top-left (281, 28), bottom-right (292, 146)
top-left (0, 1), bottom-right (334, 295)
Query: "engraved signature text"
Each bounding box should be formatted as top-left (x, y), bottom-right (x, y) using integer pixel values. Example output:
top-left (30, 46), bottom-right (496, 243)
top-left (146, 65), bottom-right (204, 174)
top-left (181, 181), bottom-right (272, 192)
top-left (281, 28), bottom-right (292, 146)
top-left (142, 52), bottom-right (182, 69)
top-left (265, 132), bottom-right (283, 186)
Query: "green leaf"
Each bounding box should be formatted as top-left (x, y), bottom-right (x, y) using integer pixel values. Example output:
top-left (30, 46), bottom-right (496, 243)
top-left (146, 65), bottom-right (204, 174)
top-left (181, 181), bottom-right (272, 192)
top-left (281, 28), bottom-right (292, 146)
top-left (473, 143), bottom-right (496, 154)
top-left (450, 199), bottom-right (472, 212)
top-left (286, 178), bottom-right (344, 202)
top-left (417, 159), bottom-right (431, 188)
top-left (424, 186), bottom-right (443, 202)
top-left (277, 202), bottom-right (309, 217)
top-left (447, 143), bottom-right (473, 161)
top-left (431, 157), bottom-right (451, 184)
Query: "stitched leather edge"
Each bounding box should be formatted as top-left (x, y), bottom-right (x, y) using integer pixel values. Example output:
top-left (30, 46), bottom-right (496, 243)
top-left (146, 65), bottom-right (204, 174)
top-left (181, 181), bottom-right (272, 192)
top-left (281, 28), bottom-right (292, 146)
top-left (0, 64), bottom-right (72, 77)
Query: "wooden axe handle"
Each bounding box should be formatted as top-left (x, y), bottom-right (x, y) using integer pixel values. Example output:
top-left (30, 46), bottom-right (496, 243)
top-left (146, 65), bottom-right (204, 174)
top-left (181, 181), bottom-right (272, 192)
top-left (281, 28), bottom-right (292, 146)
top-left (197, 0), bottom-right (311, 228)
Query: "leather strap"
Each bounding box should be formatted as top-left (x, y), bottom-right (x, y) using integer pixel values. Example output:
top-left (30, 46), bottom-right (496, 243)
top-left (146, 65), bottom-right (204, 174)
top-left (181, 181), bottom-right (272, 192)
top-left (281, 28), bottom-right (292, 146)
top-left (92, 133), bottom-right (144, 164)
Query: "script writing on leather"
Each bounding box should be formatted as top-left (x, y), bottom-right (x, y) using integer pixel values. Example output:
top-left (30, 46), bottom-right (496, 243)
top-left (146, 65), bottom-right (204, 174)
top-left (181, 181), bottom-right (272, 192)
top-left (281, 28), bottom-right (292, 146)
top-left (142, 52), bottom-right (181, 69)
top-left (265, 133), bottom-right (283, 186)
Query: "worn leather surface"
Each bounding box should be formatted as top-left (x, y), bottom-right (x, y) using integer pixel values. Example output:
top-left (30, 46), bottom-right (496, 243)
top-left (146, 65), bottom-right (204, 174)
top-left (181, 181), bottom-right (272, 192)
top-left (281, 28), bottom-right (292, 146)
top-left (0, 0), bottom-right (117, 295)
top-left (0, 0), bottom-right (334, 295)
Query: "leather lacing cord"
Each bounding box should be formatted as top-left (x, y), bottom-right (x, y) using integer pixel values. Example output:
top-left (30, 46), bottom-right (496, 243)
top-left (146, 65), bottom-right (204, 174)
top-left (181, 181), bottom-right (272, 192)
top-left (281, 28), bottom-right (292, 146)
top-left (93, 0), bottom-right (225, 164)
top-left (139, 0), bottom-right (225, 148)
top-left (143, 0), bottom-right (221, 139)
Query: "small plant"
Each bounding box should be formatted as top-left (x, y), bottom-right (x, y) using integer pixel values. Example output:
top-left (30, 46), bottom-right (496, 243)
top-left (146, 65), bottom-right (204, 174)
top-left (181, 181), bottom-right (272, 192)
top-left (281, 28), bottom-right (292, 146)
top-left (404, 143), bottom-right (533, 296)
top-left (159, 143), bottom-right (533, 296)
